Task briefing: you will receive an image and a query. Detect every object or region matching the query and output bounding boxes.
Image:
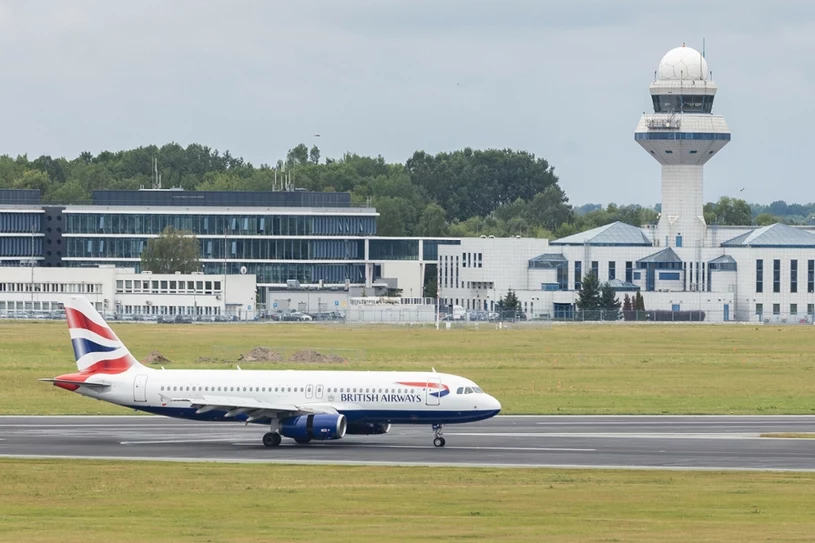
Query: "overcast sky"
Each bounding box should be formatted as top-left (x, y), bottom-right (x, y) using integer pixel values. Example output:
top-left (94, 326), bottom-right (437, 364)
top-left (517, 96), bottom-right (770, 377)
top-left (1, 0), bottom-right (813, 207)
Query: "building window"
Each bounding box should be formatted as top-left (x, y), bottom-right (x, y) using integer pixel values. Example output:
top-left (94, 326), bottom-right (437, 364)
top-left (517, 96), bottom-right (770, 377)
top-left (755, 259), bottom-right (763, 293)
top-left (773, 259), bottom-right (780, 293)
top-left (808, 304), bottom-right (814, 316)
top-left (608, 261), bottom-right (616, 280)
top-left (791, 259), bottom-right (798, 293)
top-left (478, 253), bottom-right (483, 268)
top-left (772, 303), bottom-right (780, 315)
top-left (625, 261), bottom-right (633, 283)
top-left (791, 304), bottom-right (798, 316)
top-left (809, 260), bottom-right (814, 293)
top-left (755, 303), bottom-right (763, 315)
top-left (659, 272), bottom-right (681, 281)
top-left (574, 261), bottom-right (582, 291)
top-left (591, 261), bottom-right (598, 278)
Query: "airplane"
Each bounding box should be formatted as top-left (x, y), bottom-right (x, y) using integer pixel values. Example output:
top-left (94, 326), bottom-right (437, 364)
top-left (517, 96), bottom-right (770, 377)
top-left (40, 297), bottom-right (502, 448)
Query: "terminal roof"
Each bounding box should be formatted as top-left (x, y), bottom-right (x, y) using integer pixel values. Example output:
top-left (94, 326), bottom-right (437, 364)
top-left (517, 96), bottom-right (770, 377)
top-left (721, 223), bottom-right (815, 247)
top-left (551, 221), bottom-right (652, 246)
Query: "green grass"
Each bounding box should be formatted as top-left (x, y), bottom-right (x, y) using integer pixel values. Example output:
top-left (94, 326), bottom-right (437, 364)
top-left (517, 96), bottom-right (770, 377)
top-left (3, 321), bottom-right (815, 415)
top-left (761, 433), bottom-right (815, 439)
top-left (1, 459), bottom-right (815, 543)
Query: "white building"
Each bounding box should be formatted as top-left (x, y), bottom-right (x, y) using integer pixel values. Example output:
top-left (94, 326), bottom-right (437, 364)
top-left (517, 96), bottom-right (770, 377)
top-left (0, 265), bottom-right (257, 321)
top-left (439, 45), bottom-right (815, 323)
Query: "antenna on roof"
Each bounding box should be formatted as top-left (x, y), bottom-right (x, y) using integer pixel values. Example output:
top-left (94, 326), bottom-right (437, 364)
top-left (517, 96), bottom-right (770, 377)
top-left (702, 37), bottom-right (706, 58)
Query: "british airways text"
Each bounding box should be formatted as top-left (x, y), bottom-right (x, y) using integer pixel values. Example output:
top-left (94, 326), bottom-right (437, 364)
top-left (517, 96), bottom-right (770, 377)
top-left (340, 393), bottom-right (423, 403)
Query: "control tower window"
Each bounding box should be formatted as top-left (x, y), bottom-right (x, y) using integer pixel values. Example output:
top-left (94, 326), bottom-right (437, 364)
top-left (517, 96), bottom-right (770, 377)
top-left (653, 95), bottom-right (713, 114)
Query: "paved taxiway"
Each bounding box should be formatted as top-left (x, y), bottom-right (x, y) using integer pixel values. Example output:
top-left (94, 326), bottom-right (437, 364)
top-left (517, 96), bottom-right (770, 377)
top-left (2, 415), bottom-right (815, 471)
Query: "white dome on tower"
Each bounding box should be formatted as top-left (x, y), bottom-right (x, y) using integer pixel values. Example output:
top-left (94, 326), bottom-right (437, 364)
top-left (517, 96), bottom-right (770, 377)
top-left (657, 44), bottom-right (709, 81)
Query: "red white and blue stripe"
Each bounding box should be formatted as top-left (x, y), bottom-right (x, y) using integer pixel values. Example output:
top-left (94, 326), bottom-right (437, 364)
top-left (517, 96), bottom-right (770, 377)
top-left (65, 298), bottom-right (137, 375)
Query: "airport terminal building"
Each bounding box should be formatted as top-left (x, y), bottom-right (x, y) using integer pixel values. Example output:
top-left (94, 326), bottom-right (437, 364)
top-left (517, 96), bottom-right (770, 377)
top-left (0, 188), bottom-right (457, 317)
top-left (437, 45), bottom-right (815, 324)
top-left (1, 45), bottom-right (813, 323)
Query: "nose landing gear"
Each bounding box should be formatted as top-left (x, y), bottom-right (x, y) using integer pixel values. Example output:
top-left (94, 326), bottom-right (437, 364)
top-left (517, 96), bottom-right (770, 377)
top-left (432, 423), bottom-right (446, 447)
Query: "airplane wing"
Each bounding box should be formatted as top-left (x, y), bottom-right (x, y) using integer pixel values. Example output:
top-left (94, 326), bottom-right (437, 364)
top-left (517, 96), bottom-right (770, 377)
top-left (38, 378), bottom-right (111, 389)
top-left (160, 393), bottom-right (338, 422)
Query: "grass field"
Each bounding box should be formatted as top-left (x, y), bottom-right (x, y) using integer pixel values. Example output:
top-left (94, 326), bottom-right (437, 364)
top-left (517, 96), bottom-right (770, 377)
top-left (2, 320), bottom-right (814, 415)
top-left (1, 459), bottom-right (814, 543)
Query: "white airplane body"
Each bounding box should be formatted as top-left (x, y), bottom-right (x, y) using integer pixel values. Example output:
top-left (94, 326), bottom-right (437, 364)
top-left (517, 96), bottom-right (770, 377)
top-left (42, 297), bottom-right (501, 447)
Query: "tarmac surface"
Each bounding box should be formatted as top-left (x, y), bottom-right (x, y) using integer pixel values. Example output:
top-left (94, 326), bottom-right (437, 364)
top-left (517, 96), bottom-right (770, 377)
top-left (2, 415), bottom-right (815, 471)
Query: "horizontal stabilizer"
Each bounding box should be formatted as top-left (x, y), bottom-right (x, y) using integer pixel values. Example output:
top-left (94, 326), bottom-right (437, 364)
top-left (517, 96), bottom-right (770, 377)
top-left (38, 378), bottom-right (111, 389)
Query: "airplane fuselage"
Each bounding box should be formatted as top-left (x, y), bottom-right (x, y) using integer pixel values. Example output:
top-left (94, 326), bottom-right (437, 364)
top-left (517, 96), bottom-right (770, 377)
top-left (73, 368), bottom-right (502, 425)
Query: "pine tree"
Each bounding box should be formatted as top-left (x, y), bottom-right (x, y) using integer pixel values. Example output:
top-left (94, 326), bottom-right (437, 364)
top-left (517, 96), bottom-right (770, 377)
top-left (576, 272), bottom-right (601, 311)
top-left (635, 291), bottom-right (645, 311)
top-left (623, 294), bottom-right (632, 311)
top-left (600, 283), bottom-right (622, 320)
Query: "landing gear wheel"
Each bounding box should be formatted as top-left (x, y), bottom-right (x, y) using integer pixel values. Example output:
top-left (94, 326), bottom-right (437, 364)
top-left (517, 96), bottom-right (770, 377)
top-left (262, 432), bottom-right (282, 447)
top-left (432, 423), bottom-right (445, 447)
top-left (294, 436), bottom-right (311, 444)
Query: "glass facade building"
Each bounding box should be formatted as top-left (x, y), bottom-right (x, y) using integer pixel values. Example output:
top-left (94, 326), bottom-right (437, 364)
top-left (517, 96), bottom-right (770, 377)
top-left (0, 189), bottom-right (461, 297)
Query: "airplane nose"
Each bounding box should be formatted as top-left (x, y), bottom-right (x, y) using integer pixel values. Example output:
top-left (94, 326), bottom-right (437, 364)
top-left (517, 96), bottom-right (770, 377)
top-left (487, 395), bottom-right (502, 413)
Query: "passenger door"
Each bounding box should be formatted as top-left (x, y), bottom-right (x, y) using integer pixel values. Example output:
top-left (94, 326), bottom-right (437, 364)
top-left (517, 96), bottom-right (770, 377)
top-left (425, 377), bottom-right (441, 406)
top-left (133, 374), bottom-right (148, 403)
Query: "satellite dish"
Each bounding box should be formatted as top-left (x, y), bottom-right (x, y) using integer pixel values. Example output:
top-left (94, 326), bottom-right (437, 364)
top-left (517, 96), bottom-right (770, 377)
top-left (240, 266), bottom-right (247, 275)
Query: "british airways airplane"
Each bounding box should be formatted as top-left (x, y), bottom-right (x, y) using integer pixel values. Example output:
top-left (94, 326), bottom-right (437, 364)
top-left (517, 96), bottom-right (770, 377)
top-left (41, 297), bottom-right (501, 448)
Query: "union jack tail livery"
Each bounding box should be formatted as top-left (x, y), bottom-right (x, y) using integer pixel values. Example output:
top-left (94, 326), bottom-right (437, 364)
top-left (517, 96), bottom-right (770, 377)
top-left (65, 296), bottom-right (143, 374)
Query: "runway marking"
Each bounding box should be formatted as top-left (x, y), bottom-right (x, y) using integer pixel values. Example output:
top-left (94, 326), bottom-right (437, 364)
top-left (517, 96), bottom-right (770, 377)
top-left (121, 438), bottom-right (246, 445)
top-left (3, 453), bottom-right (815, 472)
top-left (118, 439), bottom-right (595, 452)
top-left (450, 432), bottom-right (763, 440)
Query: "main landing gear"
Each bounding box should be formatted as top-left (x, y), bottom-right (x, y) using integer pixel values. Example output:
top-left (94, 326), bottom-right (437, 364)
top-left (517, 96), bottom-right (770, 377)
top-left (432, 423), bottom-right (446, 447)
top-left (262, 432), bottom-right (281, 447)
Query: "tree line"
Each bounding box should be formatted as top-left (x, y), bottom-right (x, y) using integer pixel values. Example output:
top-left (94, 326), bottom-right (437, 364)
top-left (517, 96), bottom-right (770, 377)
top-left (1, 142), bottom-right (810, 239)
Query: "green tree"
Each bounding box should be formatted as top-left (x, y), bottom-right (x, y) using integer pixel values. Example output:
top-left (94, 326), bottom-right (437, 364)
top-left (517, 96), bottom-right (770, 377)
top-left (286, 144), bottom-right (309, 167)
top-left (309, 145), bottom-right (321, 165)
top-left (623, 294), bottom-right (632, 311)
top-left (417, 202), bottom-right (448, 236)
top-left (527, 185), bottom-right (574, 231)
top-left (141, 226), bottom-right (201, 274)
top-left (600, 282), bottom-right (622, 320)
top-left (704, 196), bottom-right (752, 225)
top-left (635, 291), bottom-right (645, 311)
top-left (755, 212), bottom-right (778, 226)
top-left (497, 289), bottom-right (520, 311)
top-left (576, 272), bottom-right (601, 311)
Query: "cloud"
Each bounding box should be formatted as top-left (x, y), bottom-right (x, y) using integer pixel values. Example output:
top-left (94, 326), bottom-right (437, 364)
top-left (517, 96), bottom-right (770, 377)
top-left (0, 0), bottom-right (813, 206)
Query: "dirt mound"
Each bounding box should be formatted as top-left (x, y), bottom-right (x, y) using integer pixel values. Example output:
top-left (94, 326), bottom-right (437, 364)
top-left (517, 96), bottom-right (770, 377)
top-left (288, 350), bottom-right (346, 364)
top-left (142, 351), bottom-right (171, 365)
top-left (239, 347), bottom-right (283, 362)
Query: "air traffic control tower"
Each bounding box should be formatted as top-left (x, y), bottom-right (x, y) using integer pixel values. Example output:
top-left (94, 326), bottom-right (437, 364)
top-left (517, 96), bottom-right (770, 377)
top-left (634, 44), bottom-right (730, 249)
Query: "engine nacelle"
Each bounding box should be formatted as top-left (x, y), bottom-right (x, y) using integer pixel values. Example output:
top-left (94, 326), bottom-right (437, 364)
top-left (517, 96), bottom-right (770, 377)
top-left (280, 414), bottom-right (347, 441)
top-left (345, 422), bottom-right (391, 435)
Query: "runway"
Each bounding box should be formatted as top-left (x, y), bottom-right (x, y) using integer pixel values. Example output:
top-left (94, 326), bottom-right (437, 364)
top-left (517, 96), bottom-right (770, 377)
top-left (2, 415), bottom-right (815, 471)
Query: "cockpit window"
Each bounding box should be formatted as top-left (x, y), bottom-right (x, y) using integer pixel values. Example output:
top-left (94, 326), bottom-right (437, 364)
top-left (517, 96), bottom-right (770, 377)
top-left (473, 387), bottom-right (483, 393)
top-left (464, 387), bottom-right (473, 394)
top-left (456, 387), bottom-right (463, 394)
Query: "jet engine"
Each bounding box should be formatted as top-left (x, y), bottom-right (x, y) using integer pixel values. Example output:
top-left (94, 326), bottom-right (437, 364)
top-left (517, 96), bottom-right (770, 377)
top-left (280, 414), bottom-right (347, 441)
top-left (345, 422), bottom-right (391, 435)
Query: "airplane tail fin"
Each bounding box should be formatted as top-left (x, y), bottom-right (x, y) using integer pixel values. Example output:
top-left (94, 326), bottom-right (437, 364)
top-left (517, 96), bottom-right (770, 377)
top-left (64, 296), bottom-right (145, 374)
